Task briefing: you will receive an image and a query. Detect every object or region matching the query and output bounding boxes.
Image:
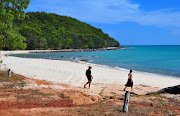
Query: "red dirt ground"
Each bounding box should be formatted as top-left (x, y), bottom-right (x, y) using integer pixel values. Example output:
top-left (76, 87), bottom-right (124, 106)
top-left (0, 71), bottom-right (179, 116)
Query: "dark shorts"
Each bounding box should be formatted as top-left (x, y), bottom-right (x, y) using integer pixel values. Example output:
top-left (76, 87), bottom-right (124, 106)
top-left (125, 79), bottom-right (133, 87)
top-left (87, 76), bottom-right (92, 82)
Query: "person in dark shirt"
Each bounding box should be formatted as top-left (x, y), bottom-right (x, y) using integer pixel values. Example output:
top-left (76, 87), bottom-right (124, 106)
top-left (84, 66), bottom-right (93, 88)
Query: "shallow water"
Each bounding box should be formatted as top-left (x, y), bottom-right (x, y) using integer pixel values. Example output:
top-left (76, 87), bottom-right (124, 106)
top-left (11, 45), bottom-right (180, 77)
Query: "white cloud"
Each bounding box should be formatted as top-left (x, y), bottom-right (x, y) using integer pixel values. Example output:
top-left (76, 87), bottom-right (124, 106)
top-left (135, 10), bottom-right (180, 27)
top-left (27, 0), bottom-right (180, 28)
top-left (65, 0), bottom-right (140, 23)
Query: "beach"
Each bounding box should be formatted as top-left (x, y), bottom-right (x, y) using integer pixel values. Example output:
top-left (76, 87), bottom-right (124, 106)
top-left (0, 50), bottom-right (180, 115)
top-left (1, 50), bottom-right (180, 92)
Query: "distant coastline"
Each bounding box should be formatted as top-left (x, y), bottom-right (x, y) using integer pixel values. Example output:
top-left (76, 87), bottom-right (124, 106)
top-left (30, 47), bottom-right (126, 53)
top-left (1, 47), bottom-right (126, 56)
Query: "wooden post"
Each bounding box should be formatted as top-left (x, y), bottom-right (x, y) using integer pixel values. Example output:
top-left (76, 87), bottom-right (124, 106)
top-left (123, 91), bottom-right (130, 112)
top-left (8, 69), bottom-right (11, 77)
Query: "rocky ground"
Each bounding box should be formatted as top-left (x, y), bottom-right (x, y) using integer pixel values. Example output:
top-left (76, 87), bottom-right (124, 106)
top-left (0, 70), bottom-right (179, 116)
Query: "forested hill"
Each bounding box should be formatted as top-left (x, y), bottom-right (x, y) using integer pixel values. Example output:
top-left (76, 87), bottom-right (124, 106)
top-left (14, 12), bottom-right (120, 50)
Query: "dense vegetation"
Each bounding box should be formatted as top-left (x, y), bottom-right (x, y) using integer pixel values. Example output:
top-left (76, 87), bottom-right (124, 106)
top-left (1, 0), bottom-right (120, 50)
top-left (14, 12), bottom-right (120, 50)
top-left (0, 0), bottom-right (30, 50)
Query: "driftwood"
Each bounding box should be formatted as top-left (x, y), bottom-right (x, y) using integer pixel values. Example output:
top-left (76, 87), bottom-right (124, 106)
top-left (123, 91), bottom-right (130, 112)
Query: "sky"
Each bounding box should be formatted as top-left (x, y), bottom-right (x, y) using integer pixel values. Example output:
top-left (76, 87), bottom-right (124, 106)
top-left (25, 0), bottom-right (180, 45)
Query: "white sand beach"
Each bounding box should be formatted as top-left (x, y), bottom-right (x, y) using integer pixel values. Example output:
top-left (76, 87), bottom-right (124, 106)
top-left (0, 50), bottom-right (180, 90)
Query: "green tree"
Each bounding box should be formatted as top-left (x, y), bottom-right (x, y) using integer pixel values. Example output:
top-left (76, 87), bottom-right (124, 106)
top-left (63, 37), bottom-right (73, 49)
top-left (87, 39), bottom-right (95, 48)
top-left (0, 0), bottom-right (30, 50)
top-left (5, 28), bottom-right (27, 50)
top-left (38, 37), bottom-right (48, 49)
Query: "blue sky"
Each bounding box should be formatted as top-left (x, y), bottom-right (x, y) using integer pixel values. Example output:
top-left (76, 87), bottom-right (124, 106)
top-left (25, 0), bottom-right (180, 45)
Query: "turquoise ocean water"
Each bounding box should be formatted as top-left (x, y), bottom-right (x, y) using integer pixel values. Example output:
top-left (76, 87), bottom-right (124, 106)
top-left (11, 46), bottom-right (180, 78)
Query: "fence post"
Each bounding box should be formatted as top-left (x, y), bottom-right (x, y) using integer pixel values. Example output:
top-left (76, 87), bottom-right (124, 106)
top-left (8, 69), bottom-right (11, 77)
top-left (123, 91), bottom-right (130, 112)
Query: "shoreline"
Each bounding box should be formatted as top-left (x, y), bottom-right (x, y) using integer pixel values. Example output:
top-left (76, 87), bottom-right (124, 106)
top-left (1, 50), bottom-right (180, 89)
top-left (0, 47), bottom-right (126, 55)
top-left (8, 50), bottom-right (180, 80)
top-left (5, 48), bottom-right (180, 79)
top-left (31, 47), bottom-right (125, 53)
top-left (80, 61), bottom-right (180, 80)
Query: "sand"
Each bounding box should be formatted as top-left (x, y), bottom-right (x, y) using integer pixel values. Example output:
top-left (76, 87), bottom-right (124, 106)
top-left (0, 50), bottom-right (180, 93)
top-left (1, 50), bottom-right (180, 115)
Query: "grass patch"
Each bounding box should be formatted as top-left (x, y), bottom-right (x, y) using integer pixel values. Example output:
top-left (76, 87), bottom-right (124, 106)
top-left (169, 112), bottom-right (176, 116)
top-left (110, 92), bottom-right (116, 96)
top-left (99, 87), bottom-right (107, 96)
top-left (0, 70), bottom-right (26, 91)
top-left (114, 108), bottom-right (123, 112)
top-left (158, 101), bottom-right (166, 107)
top-left (60, 93), bottom-right (64, 97)
top-left (149, 98), bottom-right (153, 101)
top-left (19, 82), bottom-right (25, 88)
top-left (153, 93), bottom-right (161, 96)
top-left (99, 98), bottom-right (110, 103)
top-left (0, 70), bottom-right (24, 83)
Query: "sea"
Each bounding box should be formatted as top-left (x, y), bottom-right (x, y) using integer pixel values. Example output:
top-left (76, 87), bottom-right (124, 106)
top-left (11, 45), bottom-right (180, 78)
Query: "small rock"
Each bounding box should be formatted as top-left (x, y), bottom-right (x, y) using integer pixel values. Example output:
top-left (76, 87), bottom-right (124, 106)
top-left (150, 103), bottom-right (153, 107)
top-left (80, 59), bottom-right (89, 62)
top-left (117, 97), bottom-right (124, 100)
top-left (110, 96), bottom-right (116, 99)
